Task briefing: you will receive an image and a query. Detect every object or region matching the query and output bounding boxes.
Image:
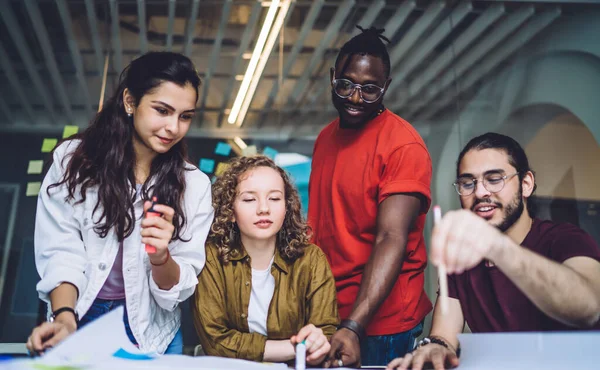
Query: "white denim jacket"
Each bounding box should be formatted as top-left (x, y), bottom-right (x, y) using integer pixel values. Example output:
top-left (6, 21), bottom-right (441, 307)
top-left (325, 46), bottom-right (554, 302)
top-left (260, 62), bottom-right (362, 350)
top-left (35, 140), bottom-right (213, 353)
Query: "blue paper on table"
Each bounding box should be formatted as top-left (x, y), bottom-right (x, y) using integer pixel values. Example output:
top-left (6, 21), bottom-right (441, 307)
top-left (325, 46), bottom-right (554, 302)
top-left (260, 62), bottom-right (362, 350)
top-left (263, 146), bottom-right (278, 159)
top-left (199, 158), bottom-right (215, 173)
top-left (113, 348), bottom-right (154, 360)
top-left (215, 142), bottom-right (232, 156)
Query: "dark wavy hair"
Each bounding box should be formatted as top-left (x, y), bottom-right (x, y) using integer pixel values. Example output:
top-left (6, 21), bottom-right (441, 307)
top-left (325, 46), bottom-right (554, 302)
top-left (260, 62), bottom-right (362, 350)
top-left (48, 52), bottom-right (201, 241)
top-left (457, 132), bottom-right (537, 216)
top-left (209, 155), bottom-right (312, 264)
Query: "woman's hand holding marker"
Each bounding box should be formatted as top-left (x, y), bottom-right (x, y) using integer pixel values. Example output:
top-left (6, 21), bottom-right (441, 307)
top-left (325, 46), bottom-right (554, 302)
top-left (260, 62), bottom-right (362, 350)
top-left (291, 324), bottom-right (331, 366)
top-left (141, 197), bottom-right (175, 266)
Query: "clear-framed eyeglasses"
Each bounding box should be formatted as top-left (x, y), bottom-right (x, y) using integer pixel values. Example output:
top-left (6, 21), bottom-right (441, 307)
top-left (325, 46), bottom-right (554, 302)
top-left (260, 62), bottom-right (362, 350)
top-left (453, 172), bottom-right (519, 196)
top-left (331, 71), bottom-right (386, 103)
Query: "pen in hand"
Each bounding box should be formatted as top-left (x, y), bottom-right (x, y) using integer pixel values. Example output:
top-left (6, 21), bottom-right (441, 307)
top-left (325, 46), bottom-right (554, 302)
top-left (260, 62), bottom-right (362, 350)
top-left (434, 205), bottom-right (449, 315)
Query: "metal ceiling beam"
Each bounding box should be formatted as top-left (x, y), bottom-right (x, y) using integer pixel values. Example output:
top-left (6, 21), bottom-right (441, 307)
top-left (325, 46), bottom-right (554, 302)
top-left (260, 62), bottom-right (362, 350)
top-left (0, 98), bottom-right (12, 123)
top-left (413, 7), bottom-right (561, 122)
top-left (109, 0), bottom-right (123, 72)
top-left (216, 0), bottom-right (262, 128)
top-left (386, 1), bottom-right (472, 95)
top-left (380, 0), bottom-right (417, 40)
top-left (166, 0), bottom-right (176, 51)
top-left (0, 42), bottom-right (35, 122)
top-left (257, 0), bottom-right (325, 126)
top-left (56, 0), bottom-right (94, 117)
top-left (303, 0), bottom-right (387, 108)
top-left (404, 5), bottom-right (534, 117)
top-left (198, 0), bottom-right (232, 124)
top-left (351, 0), bottom-right (386, 34)
top-left (84, 0), bottom-right (104, 75)
top-left (137, 0), bottom-right (148, 54)
top-left (388, 0), bottom-right (446, 70)
top-left (183, 0), bottom-right (201, 57)
top-left (287, 0), bottom-right (356, 107)
top-left (24, 0), bottom-right (74, 122)
top-left (0, 121), bottom-right (294, 141)
top-left (0, 1), bottom-right (56, 120)
top-left (391, 3), bottom-right (504, 103)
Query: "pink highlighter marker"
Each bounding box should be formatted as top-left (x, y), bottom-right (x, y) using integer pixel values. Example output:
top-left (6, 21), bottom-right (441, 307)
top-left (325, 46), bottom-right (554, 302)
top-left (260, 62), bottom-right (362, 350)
top-left (144, 196), bottom-right (162, 254)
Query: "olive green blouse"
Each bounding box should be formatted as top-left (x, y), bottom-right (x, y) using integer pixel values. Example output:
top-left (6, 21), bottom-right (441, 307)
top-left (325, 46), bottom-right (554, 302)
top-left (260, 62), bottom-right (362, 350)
top-left (192, 243), bottom-right (339, 361)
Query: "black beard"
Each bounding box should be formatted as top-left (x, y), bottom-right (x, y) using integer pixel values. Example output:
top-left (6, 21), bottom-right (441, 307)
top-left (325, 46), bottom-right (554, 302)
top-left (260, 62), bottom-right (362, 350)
top-left (497, 185), bottom-right (525, 232)
top-left (468, 185), bottom-right (524, 232)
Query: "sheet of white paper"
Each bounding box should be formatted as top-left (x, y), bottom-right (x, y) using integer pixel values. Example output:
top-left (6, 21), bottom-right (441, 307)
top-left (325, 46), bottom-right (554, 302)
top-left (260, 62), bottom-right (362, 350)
top-left (458, 332), bottom-right (600, 370)
top-left (38, 306), bottom-right (147, 366)
top-left (9, 306), bottom-right (290, 370)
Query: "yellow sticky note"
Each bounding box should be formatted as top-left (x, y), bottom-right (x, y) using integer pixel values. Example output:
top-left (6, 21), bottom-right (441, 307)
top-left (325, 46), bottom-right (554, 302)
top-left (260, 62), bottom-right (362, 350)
top-left (27, 160), bottom-right (44, 174)
top-left (215, 162), bottom-right (230, 176)
top-left (41, 138), bottom-right (58, 153)
top-left (26, 182), bottom-right (42, 197)
top-left (62, 125), bottom-right (79, 138)
top-left (241, 145), bottom-right (257, 156)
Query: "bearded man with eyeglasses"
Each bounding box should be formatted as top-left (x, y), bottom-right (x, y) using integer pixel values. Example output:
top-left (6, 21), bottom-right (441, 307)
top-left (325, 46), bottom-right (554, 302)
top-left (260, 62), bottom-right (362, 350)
top-left (308, 26), bottom-right (433, 368)
top-left (387, 132), bottom-right (600, 370)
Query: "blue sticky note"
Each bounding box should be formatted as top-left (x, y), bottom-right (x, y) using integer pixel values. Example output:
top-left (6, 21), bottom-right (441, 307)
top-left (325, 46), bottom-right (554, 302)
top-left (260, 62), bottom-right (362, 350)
top-left (113, 348), bottom-right (154, 360)
top-left (199, 158), bottom-right (215, 173)
top-left (215, 142), bottom-right (232, 156)
top-left (263, 146), bottom-right (278, 159)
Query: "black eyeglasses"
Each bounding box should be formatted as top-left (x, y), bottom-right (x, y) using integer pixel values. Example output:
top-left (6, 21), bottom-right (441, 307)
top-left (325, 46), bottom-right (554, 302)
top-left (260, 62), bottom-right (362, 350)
top-left (331, 70), bottom-right (386, 103)
top-left (453, 172), bottom-right (519, 196)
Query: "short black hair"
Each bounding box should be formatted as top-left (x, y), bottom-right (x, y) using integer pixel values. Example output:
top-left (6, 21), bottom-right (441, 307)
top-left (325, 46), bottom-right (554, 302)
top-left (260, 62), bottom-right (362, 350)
top-left (335, 25), bottom-right (391, 78)
top-left (457, 132), bottom-right (537, 216)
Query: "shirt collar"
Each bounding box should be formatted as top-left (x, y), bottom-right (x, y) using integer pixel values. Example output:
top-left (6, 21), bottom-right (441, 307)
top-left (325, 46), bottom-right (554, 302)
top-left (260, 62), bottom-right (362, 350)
top-left (229, 245), bottom-right (290, 274)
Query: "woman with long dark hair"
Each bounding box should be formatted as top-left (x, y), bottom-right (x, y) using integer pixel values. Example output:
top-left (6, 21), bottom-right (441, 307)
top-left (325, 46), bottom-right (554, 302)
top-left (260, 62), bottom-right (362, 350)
top-left (26, 52), bottom-right (213, 355)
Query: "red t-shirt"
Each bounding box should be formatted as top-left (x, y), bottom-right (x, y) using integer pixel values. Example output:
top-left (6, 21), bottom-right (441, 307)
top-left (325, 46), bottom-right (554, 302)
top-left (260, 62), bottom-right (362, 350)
top-left (448, 218), bottom-right (600, 331)
top-left (308, 109), bottom-right (433, 336)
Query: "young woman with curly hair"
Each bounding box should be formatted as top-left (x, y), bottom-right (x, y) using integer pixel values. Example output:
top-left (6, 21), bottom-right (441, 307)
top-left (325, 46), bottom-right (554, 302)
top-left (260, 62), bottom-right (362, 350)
top-left (192, 155), bottom-right (339, 365)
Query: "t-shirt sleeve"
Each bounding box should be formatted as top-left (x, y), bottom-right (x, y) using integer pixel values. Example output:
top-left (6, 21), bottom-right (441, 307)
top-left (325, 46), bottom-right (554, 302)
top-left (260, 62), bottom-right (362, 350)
top-left (548, 225), bottom-right (600, 263)
top-left (446, 274), bottom-right (459, 299)
top-left (378, 143), bottom-right (432, 213)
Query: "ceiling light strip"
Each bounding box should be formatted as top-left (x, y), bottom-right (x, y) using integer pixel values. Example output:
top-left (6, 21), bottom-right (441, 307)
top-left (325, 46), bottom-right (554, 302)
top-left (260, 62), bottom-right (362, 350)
top-left (228, 0), bottom-right (281, 124)
top-left (236, 0), bottom-right (291, 126)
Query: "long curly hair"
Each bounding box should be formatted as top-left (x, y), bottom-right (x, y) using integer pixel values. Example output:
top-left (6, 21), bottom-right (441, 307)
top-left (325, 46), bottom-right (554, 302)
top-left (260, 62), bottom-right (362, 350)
top-left (209, 155), bottom-right (311, 264)
top-left (48, 52), bottom-right (201, 242)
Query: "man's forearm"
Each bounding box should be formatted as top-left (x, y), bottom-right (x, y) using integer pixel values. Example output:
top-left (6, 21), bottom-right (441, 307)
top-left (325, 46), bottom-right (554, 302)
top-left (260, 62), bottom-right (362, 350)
top-left (348, 235), bottom-right (407, 328)
top-left (493, 238), bottom-right (600, 328)
top-left (429, 297), bottom-right (465, 350)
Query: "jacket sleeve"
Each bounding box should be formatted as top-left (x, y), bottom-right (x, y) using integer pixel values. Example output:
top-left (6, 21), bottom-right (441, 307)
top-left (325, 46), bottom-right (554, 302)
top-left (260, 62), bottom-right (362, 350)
top-left (192, 249), bottom-right (268, 361)
top-left (149, 176), bottom-right (214, 311)
top-left (306, 247), bottom-right (340, 338)
top-left (35, 142), bottom-right (88, 305)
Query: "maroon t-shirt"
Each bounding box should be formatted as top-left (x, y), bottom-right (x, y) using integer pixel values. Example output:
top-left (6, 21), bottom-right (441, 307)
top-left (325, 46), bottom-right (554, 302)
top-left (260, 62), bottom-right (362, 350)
top-left (448, 218), bottom-right (600, 332)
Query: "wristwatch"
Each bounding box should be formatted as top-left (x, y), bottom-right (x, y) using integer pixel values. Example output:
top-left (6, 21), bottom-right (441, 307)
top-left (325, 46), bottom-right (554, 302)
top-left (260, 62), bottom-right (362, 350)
top-left (50, 307), bottom-right (79, 328)
top-left (417, 336), bottom-right (461, 358)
